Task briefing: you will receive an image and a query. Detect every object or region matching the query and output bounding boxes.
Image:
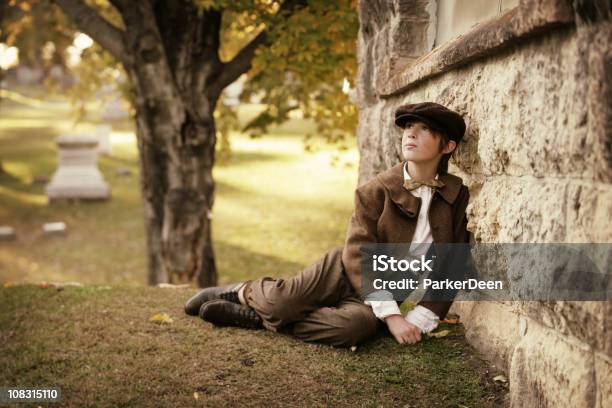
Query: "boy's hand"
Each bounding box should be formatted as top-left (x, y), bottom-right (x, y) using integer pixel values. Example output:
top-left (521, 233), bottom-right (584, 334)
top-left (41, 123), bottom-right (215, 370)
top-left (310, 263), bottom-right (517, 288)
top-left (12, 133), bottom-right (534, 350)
top-left (384, 315), bottom-right (422, 344)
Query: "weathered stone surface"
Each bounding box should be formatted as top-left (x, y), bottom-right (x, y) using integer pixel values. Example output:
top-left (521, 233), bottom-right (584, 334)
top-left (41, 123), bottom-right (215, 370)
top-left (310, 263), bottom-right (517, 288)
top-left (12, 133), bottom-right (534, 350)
top-left (595, 354), bottom-right (611, 408)
top-left (368, 28), bottom-right (611, 182)
top-left (357, 0), bottom-right (611, 406)
top-left (509, 321), bottom-right (596, 407)
top-left (391, 19), bottom-right (433, 58)
top-left (377, 0), bottom-right (575, 97)
top-left (565, 183), bottom-right (612, 243)
top-left (452, 301), bottom-right (520, 370)
top-left (514, 301), bottom-right (611, 357)
top-left (466, 177), bottom-right (568, 242)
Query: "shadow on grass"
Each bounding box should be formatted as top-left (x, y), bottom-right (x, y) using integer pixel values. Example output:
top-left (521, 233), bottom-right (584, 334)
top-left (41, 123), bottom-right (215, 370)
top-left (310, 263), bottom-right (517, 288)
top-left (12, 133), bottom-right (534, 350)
top-left (213, 241), bottom-right (305, 283)
top-left (215, 149), bottom-right (290, 168)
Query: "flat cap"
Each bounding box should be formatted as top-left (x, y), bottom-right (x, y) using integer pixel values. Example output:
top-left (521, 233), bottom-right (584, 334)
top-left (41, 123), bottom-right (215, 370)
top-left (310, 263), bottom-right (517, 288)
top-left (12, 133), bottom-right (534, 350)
top-left (395, 102), bottom-right (466, 143)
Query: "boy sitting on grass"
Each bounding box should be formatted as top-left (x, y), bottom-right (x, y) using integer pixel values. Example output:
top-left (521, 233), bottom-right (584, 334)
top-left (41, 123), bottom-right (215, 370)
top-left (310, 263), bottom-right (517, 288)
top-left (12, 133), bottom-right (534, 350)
top-left (185, 102), bottom-right (471, 347)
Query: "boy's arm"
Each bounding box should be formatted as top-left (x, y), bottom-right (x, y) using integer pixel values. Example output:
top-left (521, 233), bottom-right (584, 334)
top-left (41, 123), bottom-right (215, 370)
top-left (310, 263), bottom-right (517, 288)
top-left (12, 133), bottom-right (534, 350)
top-left (342, 180), bottom-right (386, 299)
top-left (417, 185), bottom-right (472, 320)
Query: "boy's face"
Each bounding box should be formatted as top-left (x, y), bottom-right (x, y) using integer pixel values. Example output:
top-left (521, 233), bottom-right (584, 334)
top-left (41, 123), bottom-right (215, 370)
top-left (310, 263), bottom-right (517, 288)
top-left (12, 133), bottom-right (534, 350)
top-left (400, 120), bottom-right (456, 164)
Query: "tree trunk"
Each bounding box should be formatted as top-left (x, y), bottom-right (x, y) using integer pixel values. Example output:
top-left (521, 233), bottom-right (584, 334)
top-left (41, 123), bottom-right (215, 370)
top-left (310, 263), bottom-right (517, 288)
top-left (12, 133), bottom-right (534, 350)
top-left (130, 71), bottom-right (218, 286)
top-left (118, 3), bottom-right (221, 287)
top-left (53, 0), bottom-right (256, 287)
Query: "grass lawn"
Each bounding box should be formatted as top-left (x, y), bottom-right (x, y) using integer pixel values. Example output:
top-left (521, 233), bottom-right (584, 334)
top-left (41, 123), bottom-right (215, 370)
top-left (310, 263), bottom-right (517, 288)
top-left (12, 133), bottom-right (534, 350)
top-left (0, 90), bottom-right (358, 285)
top-left (0, 285), bottom-right (507, 407)
top-left (0, 90), bottom-right (508, 407)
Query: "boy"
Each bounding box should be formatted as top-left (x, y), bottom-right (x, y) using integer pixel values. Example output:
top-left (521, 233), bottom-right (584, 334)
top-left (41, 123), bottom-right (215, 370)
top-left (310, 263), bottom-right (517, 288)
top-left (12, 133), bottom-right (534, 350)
top-left (184, 102), bottom-right (471, 347)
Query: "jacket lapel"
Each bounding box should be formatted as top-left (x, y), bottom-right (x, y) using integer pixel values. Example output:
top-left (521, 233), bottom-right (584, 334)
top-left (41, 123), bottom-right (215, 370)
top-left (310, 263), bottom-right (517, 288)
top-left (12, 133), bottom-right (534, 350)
top-left (435, 172), bottom-right (463, 204)
top-left (376, 161), bottom-right (463, 216)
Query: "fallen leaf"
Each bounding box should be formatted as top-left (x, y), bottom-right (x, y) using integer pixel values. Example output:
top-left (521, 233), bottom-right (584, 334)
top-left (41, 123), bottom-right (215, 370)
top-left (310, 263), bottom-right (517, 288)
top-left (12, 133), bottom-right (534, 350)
top-left (428, 329), bottom-right (450, 338)
top-left (350, 346), bottom-right (358, 352)
top-left (37, 281), bottom-right (49, 289)
top-left (493, 374), bottom-right (507, 383)
top-left (150, 313), bottom-right (173, 324)
top-left (3, 281), bottom-right (15, 288)
top-left (158, 283), bottom-right (190, 289)
top-left (193, 392), bottom-right (199, 400)
top-left (47, 281), bottom-right (83, 290)
top-left (384, 374), bottom-right (402, 384)
top-left (399, 300), bottom-right (417, 314)
top-left (442, 317), bottom-right (460, 324)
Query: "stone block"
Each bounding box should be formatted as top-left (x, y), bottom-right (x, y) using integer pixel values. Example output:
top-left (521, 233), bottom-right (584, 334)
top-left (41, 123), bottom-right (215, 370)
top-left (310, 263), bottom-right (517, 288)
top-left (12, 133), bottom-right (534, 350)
top-left (566, 183), bottom-right (612, 243)
top-left (452, 301), bottom-right (520, 370)
top-left (467, 177), bottom-right (567, 242)
top-left (515, 301), bottom-right (611, 357)
top-left (595, 354), bottom-right (611, 408)
top-left (42, 222), bottom-right (67, 236)
top-left (95, 124), bottom-right (112, 156)
top-left (46, 134), bottom-right (110, 201)
top-left (0, 226), bottom-right (16, 241)
top-left (509, 322), bottom-right (596, 407)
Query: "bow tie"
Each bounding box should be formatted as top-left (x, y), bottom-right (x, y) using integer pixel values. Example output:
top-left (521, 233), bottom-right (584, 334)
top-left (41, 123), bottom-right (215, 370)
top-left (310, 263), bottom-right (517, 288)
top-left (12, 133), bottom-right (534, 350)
top-left (403, 179), bottom-right (445, 192)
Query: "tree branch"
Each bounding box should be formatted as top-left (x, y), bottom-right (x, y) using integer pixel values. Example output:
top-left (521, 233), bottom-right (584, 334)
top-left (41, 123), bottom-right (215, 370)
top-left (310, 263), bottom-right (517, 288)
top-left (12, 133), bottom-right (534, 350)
top-left (214, 30), bottom-right (266, 92)
top-left (53, 0), bottom-right (129, 65)
top-left (212, 0), bottom-right (307, 92)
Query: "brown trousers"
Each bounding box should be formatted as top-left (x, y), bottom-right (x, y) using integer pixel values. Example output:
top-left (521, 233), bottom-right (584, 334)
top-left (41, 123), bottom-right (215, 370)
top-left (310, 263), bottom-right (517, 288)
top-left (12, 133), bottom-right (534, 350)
top-left (245, 246), bottom-right (381, 348)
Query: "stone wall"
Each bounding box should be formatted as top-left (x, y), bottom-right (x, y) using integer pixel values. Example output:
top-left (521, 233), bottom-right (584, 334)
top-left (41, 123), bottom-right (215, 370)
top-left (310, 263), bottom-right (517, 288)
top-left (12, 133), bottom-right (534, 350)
top-left (355, 1), bottom-right (611, 406)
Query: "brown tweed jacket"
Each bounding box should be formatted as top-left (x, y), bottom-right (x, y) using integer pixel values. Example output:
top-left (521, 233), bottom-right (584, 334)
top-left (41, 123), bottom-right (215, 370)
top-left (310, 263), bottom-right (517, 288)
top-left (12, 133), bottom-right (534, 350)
top-left (341, 161), bottom-right (471, 319)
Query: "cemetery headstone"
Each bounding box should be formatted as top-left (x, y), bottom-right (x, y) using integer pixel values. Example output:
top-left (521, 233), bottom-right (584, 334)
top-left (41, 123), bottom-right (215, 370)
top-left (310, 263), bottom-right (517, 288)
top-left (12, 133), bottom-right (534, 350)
top-left (0, 226), bottom-right (16, 241)
top-left (42, 222), bottom-right (67, 236)
top-left (95, 124), bottom-right (112, 155)
top-left (45, 134), bottom-right (110, 201)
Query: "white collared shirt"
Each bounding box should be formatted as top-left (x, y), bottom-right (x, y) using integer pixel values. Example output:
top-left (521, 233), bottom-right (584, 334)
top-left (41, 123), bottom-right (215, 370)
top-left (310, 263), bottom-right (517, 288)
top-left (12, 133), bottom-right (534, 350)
top-left (363, 162), bottom-right (440, 332)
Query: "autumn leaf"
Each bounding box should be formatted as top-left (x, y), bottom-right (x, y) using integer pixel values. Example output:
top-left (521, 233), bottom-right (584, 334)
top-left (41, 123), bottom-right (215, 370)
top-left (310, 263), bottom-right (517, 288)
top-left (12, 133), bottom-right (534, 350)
top-left (399, 300), bottom-right (417, 315)
top-left (427, 329), bottom-right (450, 338)
top-left (150, 313), bottom-right (173, 324)
top-left (442, 317), bottom-right (460, 324)
top-left (157, 283), bottom-right (190, 289)
top-left (493, 374), bottom-right (508, 383)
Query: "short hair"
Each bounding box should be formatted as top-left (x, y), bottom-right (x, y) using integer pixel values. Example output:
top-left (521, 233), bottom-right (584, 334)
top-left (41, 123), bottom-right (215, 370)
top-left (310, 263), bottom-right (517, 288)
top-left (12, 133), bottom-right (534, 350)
top-left (435, 131), bottom-right (454, 175)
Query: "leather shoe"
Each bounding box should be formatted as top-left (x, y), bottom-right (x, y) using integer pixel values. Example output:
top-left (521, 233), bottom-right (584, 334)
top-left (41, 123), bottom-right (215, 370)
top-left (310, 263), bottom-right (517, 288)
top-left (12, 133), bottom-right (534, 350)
top-left (199, 299), bottom-right (263, 330)
top-left (184, 282), bottom-right (247, 316)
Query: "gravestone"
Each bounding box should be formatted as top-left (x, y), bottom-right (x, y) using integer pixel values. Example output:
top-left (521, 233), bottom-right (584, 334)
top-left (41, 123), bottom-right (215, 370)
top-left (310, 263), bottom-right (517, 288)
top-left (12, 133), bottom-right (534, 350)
top-left (95, 124), bottom-right (112, 155)
top-left (102, 99), bottom-right (129, 122)
top-left (95, 98), bottom-right (130, 156)
top-left (45, 134), bottom-right (110, 201)
top-left (0, 226), bottom-right (16, 241)
top-left (42, 222), bottom-right (67, 236)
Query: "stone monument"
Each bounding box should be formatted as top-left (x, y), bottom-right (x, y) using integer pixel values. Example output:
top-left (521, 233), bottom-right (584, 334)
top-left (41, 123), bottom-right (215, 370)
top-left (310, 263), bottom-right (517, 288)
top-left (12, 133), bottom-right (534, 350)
top-left (45, 134), bottom-right (110, 201)
top-left (95, 123), bottom-right (112, 155)
top-left (95, 97), bottom-right (130, 155)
